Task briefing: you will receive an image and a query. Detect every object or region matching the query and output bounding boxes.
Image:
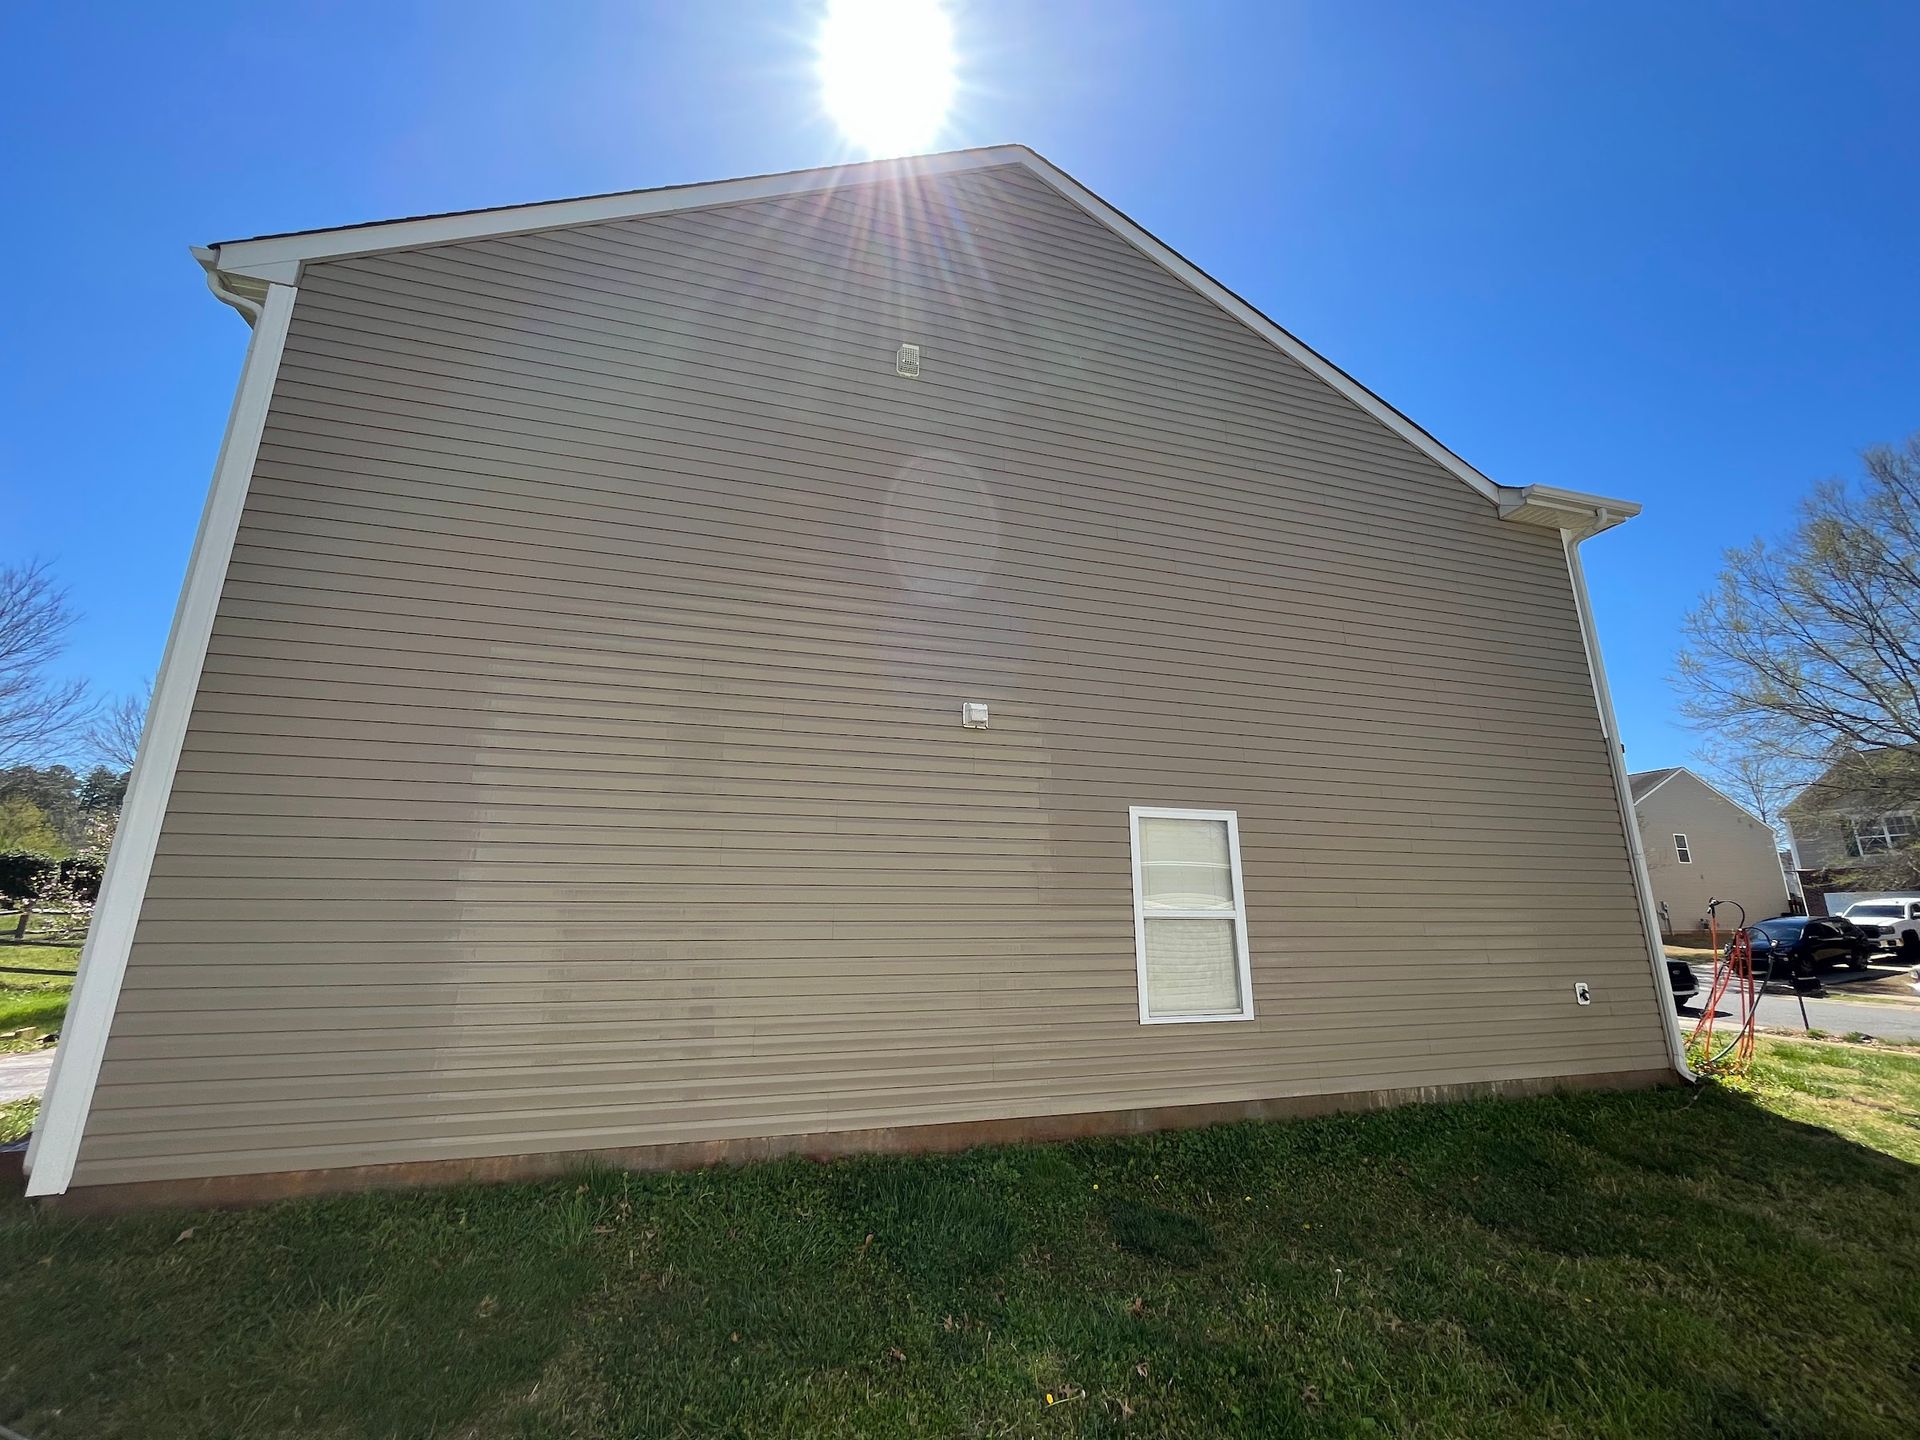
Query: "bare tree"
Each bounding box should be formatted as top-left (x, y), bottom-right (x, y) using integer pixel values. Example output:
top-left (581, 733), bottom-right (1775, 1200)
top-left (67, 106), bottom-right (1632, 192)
top-left (1678, 433), bottom-right (1920, 882)
top-left (87, 680), bottom-right (151, 773)
top-left (1694, 740), bottom-right (1803, 836)
top-left (0, 562), bottom-right (90, 768)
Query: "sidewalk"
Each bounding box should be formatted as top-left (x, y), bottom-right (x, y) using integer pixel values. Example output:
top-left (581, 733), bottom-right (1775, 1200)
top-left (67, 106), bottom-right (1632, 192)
top-left (0, 1048), bottom-right (55, 1104)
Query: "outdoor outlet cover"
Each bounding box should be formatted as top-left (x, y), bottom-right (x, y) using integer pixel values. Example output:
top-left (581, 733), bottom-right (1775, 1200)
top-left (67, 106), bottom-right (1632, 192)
top-left (897, 343), bottom-right (921, 378)
top-left (1574, 982), bottom-right (1592, 1005)
top-left (962, 702), bottom-right (989, 729)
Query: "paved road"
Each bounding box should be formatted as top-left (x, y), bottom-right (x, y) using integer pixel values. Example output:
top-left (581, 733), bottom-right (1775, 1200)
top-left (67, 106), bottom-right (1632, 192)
top-left (1679, 965), bottom-right (1920, 1040)
top-left (0, 1048), bottom-right (54, 1103)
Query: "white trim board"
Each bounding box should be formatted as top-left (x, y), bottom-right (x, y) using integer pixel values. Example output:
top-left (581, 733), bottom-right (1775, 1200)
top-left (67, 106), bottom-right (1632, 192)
top-left (200, 145), bottom-right (1636, 536)
top-left (25, 283), bottom-right (300, 1196)
top-left (1562, 531), bottom-right (1694, 1082)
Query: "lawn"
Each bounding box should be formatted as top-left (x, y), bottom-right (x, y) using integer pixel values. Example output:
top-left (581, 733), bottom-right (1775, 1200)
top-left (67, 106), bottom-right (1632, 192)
top-left (2, 1039), bottom-right (1917, 1438)
top-left (0, 942), bottom-right (78, 1055)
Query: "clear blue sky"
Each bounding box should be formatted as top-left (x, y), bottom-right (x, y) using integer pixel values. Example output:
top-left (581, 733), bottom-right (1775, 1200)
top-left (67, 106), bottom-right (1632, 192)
top-left (5, 1), bottom-right (1916, 770)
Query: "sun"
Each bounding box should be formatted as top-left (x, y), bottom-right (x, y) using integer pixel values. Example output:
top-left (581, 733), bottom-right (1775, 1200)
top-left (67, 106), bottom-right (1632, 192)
top-left (817, 0), bottom-right (957, 157)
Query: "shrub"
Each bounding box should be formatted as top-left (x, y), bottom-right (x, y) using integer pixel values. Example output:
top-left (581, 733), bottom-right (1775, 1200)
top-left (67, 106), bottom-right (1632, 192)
top-left (57, 855), bottom-right (103, 903)
top-left (0, 851), bottom-right (57, 906)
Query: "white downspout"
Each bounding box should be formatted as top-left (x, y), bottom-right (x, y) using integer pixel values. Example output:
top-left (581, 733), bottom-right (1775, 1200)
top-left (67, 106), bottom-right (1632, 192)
top-left (1563, 528), bottom-right (1696, 1081)
top-left (193, 246), bottom-right (263, 325)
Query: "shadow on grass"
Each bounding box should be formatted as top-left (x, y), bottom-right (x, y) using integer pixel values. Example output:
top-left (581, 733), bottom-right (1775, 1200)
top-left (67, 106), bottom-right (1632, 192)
top-left (2, 1083), bottom-right (1916, 1439)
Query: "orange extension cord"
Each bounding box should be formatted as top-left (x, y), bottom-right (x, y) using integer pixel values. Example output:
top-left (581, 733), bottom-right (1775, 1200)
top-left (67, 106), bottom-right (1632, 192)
top-left (1689, 908), bottom-right (1759, 1073)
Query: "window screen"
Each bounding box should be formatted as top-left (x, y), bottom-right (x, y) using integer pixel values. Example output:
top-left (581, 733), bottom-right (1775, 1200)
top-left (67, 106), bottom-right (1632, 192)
top-left (1129, 809), bottom-right (1254, 1023)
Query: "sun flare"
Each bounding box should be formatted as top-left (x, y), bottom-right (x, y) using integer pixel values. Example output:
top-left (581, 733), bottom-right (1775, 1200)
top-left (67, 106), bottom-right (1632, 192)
top-left (818, 0), bottom-right (957, 157)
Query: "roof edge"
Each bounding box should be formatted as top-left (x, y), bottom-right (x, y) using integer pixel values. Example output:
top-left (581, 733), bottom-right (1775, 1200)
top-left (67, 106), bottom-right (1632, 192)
top-left (1496, 483), bottom-right (1641, 540)
top-left (198, 143), bottom-right (1643, 525)
top-left (206, 145), bottom-right (1037, 279)
top-left (1631, 765), bottom-right (1777, 829)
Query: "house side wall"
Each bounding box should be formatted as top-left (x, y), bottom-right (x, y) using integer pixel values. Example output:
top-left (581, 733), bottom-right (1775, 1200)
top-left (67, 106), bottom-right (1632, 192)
top-left (72, 164), bottom-right (1670, 1188)
top-left (1788, 809), bottom-right (1866, 872)
top-left (1635, 774), bottom-right (1789, 933)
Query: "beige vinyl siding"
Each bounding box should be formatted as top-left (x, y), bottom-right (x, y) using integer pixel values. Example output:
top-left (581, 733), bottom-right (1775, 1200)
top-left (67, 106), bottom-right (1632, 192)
top-left (73, 163), bottom-right (1668, 1185)
top-left (1634, 772), bottom-right (1790, 932)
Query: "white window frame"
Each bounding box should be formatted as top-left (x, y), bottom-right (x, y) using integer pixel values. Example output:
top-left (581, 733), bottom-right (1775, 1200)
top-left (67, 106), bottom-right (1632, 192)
top-left (1845, 812), bottom-right (1915, 857)
top-left (1127, 805), bottom-right (1256, 1025)
top-left (1674, 833), bottom-right (1692, 864)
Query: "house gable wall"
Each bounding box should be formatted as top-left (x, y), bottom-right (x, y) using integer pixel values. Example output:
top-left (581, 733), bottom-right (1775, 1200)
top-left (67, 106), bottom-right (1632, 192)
top-left (71, 163), bottom-right (1669, 1188)
top-left (1633, 772), bottom-right (1789, 933)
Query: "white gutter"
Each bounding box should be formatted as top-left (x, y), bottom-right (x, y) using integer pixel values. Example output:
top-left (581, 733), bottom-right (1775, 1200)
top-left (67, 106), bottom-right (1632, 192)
top-left (1563, 530), bottom-right (1695, 1081)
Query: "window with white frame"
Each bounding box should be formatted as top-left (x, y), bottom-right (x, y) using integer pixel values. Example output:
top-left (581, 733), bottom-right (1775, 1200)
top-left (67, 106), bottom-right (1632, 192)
top-left (1128, 807), bottom-right (1254, 1023)
top-left (1845, 812), bottom-right (1915, 857)
top-left (1674, 833), bottom-right (1692, 864)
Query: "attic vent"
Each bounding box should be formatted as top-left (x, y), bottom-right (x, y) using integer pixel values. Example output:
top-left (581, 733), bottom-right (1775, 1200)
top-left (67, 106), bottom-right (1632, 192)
top-left (896, 343), bottom-right (921, 379)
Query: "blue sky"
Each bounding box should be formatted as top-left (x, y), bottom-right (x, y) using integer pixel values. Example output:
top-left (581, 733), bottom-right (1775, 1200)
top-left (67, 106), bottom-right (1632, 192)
top-left (5, 1), bottom-right (1916, 770)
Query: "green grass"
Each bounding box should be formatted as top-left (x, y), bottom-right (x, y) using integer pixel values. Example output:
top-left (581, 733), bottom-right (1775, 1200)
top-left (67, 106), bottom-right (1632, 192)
top-left (0, 941), bottom-right (77, 1053)
top-left (0, 1096), bottom-right (37, 1145)
top-left (2, 1041), bottom-right (1918, 1438)
top-left (1742, 1035), bottom-right (1920, 1161)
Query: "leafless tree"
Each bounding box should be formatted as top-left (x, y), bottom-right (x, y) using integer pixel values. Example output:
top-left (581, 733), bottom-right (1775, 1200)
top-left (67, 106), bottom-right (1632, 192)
top-left (0, 562), bottom-right (90, 768)
top-left (87, 680), bottom-right (151, 773)
top-left (1695, 740), bottom-right (1803, 837)
top-left (1678, 433), bottom-right (1920, 881)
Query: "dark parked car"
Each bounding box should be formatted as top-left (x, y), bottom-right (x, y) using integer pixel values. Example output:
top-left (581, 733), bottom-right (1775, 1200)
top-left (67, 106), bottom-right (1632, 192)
top-left (1665, 957), bottom-right (1699, 1011)
top-left (1734, 916), bottom-right (1873, 975)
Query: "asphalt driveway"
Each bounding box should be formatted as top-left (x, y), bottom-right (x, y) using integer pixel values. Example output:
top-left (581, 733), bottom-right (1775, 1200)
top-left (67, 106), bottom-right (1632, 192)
top-left (1679, 961), bottom-right (1920, 1040)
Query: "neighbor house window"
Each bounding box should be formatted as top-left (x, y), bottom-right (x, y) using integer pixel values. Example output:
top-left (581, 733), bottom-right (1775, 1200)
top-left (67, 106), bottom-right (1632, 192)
top-left (1674, 833), bottom-right (1692, 864)
top-left (1128, 807), bottom-right (1255, 1024)
top-left (1844, 813), bottom-right (1915, 857)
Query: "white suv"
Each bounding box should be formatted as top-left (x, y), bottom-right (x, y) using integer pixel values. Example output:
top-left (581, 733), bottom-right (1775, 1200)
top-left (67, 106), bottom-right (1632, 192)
top-left (1840, 898), bottom-right (1920, 953)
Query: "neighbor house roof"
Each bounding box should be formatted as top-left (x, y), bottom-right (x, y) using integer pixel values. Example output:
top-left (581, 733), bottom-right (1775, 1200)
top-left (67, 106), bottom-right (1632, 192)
top-left (1627, 767), bottom-right (1684, 802)
top-left (1629, 766), bottom-right (1776, 828)
top-left (192, 144), bottom-right (1637, 541)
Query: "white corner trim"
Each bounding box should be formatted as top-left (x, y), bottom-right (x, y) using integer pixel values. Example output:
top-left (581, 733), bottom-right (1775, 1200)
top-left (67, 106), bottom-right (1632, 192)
top-left (1127, 806), bottom-right (1257, 1025)
top-left (1013, 154), bottom-right (1504, 507)
top-left (1560, 531), bottom-right (1694, 1081)
top-left (25, 281), bottom-right (298, 1196)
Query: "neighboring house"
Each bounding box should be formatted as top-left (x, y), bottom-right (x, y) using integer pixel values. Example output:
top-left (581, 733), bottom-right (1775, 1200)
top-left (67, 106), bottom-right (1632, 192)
top-left (1784, 747), bottom-right (1920, 915)
top-left (1626, 768), bottom-right (1790, 935)
top-left (28, 147), bottom-right (1685, 1206)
